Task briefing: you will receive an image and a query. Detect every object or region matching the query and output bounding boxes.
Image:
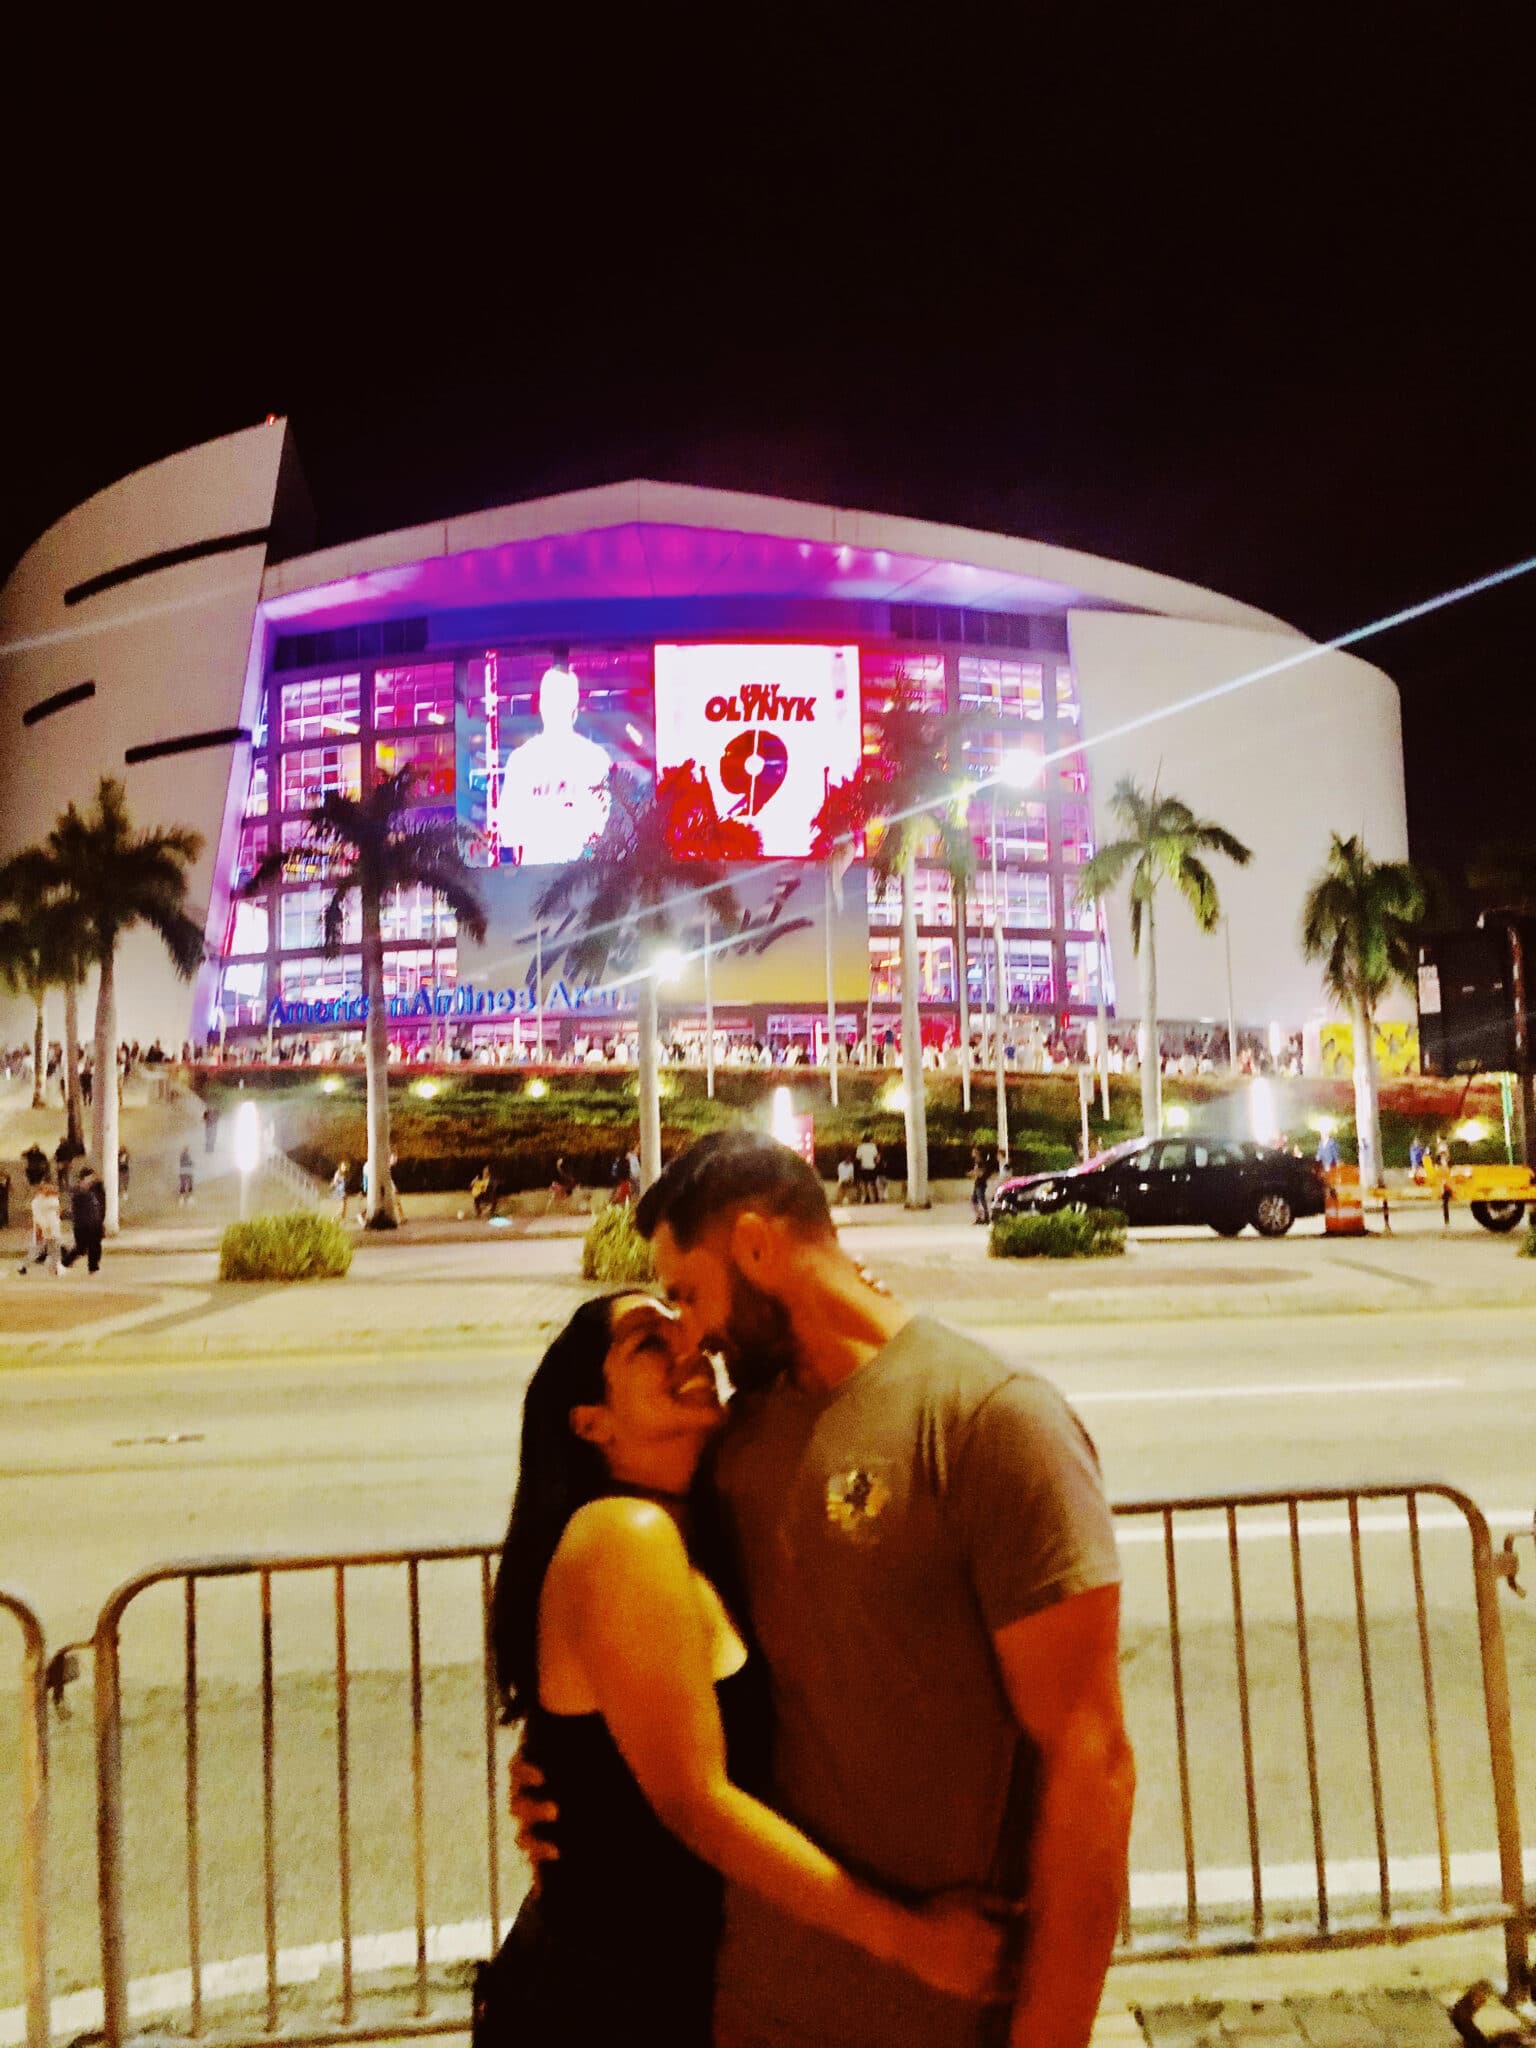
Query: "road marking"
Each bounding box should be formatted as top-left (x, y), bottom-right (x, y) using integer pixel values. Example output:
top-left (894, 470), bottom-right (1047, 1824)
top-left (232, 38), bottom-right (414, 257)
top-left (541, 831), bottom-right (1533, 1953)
top-left (12, 1848), bottom-right (1536, 2045)
top-left (1116, 1506), bottom-right (1530, 1545)
top-left (1075, 1376), bottom-right (1463, 1404)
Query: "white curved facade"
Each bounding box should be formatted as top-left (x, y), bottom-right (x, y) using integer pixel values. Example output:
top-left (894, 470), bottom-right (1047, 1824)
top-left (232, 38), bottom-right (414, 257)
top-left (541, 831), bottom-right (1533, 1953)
top-left (0, 423), bottom-right (1410, 1053)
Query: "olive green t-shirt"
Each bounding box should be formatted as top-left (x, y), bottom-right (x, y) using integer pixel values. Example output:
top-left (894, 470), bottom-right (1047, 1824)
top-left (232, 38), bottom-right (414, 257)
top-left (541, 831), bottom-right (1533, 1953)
top-left (710, 1315), bottom-right (1120, 2048)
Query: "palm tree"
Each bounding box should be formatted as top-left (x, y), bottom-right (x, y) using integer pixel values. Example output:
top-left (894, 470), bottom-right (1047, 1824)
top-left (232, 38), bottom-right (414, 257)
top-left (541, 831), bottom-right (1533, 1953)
top-left (44, 779), bottom-right (206, 1232)
top-left (536, 765), bottom-right (753, 1192)
top-left (1074, 777), bottom-right (1252, 1139)
top-left (862, 697), bottom-right (962, 1209)
top-left (0, 848), bottom-right (92, 1143)
top-left (935, 804), bottom-right (978, 1113)
top-left (248, 769), bottom-right (487, 1228)
top-left (1301, 833), bottom-right (1426, 1191)
top-left (0, 888), bottom-right (58, 1111)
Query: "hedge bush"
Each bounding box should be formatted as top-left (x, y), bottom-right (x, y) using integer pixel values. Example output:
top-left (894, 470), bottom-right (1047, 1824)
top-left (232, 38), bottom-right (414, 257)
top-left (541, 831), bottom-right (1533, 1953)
top-left (582, 1204), bottom-right (657, 1284)
top-left (1520, 1220), bottom-right (1536, 1260)
top-left (219, 1212), bottom-right (355, 1282)
top-left (989, 1207), bottom-right (1128, 1260)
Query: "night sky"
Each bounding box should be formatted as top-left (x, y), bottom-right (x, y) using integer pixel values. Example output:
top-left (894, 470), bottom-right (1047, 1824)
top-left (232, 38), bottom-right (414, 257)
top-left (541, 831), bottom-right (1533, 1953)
top-left (5, 24), bottom-right (1530, 888)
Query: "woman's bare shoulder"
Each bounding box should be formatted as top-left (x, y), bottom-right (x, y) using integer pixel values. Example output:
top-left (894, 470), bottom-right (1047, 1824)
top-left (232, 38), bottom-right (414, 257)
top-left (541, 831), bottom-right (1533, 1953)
top-left (552, 1498), bottom-right (690, 1586)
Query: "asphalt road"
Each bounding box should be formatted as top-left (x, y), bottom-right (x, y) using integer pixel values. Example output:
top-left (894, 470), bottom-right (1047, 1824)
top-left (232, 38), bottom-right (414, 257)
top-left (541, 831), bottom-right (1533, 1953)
top-left (4, 1289), bottom-right (1535, 2022)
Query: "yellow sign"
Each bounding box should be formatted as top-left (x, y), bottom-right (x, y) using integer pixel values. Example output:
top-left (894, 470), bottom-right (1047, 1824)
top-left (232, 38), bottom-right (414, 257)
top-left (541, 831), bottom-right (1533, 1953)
top-left (1318, 1020), bottom-right (1420, 1079)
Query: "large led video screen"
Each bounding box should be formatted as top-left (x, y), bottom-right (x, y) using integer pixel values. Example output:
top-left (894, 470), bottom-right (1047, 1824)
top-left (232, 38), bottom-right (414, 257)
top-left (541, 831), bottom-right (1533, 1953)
top-left (653, 644), bottom-right (862, 858)
top-left (457, 648), bottom-right (653, 867)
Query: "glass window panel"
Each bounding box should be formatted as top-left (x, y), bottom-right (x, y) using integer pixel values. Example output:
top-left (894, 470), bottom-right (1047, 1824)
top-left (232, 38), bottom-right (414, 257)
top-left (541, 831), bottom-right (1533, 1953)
top-left (1004, 940), bottom-right (1055, 1006)
top-left (866, 874), bottom-right (901, 928)
top-left (973, 867), bottom-right (1051, 928)
top-left (1054, 665), bottom-right (1080, 723)
top-left (245, 762), bottom-right (269, 819)
top-left (1064, 939), bottom-right (1114, 1006)
top-left (958, 657), bottom-right (1044, 722)
top-left (1058, 749), bottom-right (1089, 795)
top-left (280, 889), bottom-right (359, 950)
top-left (281, 745), bottom-right (362, 812)
top-left (991, 806), bottom-right (1050, 862)
top-left (279, 674), bottom-right (361, 744)
top-left (382, 949), bottom-right (457, 999)
top-left (216, 959), bottom-right (266, 1026)
top-left (232, 821), bottom-right (268, 890)
top-left (381, 884), bottom-right (459, 943)
top-left (374, 731), bottom-right (455, 801)
top-left (373, 663), bottom-right (457, 730)
top-left (225, 899), bottom-right (268, 957)
top-left (862, 652), bottom-right (947, 716)
top-left (1058, 801), bottom-right (1095, 866)
top-left (280, 955), bottom-right (363, 1000)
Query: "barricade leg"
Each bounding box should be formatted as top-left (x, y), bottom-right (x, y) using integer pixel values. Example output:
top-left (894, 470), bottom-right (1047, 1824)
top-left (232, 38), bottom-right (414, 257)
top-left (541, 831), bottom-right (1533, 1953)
top-left (3, 1591), bottom-right (50, 2048)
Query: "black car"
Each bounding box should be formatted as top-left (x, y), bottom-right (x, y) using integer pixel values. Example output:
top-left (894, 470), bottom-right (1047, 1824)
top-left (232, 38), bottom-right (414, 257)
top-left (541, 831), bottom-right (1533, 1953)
top-left (991, 1136), bottom-right (1329, 1237)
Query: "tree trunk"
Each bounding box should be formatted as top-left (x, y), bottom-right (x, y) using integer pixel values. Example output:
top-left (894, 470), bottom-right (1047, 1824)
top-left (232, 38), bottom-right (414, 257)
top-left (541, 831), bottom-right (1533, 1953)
top-left (638, 974), bottom-right (662, 1191)
top-left (361, 896), bottom-right (402, 1228)
top-left (954, 878), bottom-right (971, 1114)
top-left (1351, 996), bottom-right (1384, 1191)
top-left (31, 995), bottom-right (45, 1108)
top-left (94, 950), bottom-right (121, 1233)
top-left (899, 867), bottom-right (929, 1207)
top-left (63, 981), bottom-right (84, 1148)
top-left (1138, 895), bottom-right (1162, 1139)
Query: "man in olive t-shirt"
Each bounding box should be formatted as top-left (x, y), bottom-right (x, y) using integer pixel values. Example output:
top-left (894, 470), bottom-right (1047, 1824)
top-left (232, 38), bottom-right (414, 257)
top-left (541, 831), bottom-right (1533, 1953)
top-left (634, 1133), bottom-right (1134, 2048)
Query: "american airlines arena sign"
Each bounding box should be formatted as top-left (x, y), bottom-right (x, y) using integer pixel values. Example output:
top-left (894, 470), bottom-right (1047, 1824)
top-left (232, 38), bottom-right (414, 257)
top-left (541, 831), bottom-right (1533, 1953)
top-left (265, 980), bottom-right (621, 1028)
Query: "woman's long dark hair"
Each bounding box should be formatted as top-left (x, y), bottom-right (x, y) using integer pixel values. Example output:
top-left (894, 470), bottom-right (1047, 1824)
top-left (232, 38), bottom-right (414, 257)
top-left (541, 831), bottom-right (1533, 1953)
top-left (491, 1295), bottom-right (627, 1721)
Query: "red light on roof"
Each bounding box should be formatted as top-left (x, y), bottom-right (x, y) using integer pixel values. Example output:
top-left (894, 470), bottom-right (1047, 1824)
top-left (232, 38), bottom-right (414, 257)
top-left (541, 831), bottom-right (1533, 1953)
top-left (264, 414), bottom-right (278, 426)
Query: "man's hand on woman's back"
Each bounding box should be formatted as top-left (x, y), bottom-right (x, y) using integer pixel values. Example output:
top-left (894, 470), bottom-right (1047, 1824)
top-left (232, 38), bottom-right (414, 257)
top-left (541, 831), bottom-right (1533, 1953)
top-left (507, 1744), bottom-right (560, 1892)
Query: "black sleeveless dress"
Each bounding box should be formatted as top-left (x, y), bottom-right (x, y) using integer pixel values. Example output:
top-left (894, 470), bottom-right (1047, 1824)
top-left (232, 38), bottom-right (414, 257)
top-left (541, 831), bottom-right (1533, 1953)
top-left (479, 1660), bottom-right (770, 2045)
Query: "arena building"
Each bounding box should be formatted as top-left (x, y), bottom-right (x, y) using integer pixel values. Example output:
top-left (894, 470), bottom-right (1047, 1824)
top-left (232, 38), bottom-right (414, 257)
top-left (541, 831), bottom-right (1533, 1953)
top-left (0, 421), bottom-right (1410, 1063)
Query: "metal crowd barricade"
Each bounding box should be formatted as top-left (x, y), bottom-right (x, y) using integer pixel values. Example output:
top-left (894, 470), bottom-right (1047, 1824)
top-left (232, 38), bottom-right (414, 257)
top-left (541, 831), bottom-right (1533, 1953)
top-left (1, 1585), bottom-right (50, 2048)
top-left (93, 1545), bottom-right (505, 2048)
top-left (1110, 1482), bottom-right (1529, 2001)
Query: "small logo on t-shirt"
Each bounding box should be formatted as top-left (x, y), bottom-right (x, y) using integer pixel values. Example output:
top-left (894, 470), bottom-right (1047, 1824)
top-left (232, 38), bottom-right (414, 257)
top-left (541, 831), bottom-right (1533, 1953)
top-left (825, 1467), bottom-right (892, 1539)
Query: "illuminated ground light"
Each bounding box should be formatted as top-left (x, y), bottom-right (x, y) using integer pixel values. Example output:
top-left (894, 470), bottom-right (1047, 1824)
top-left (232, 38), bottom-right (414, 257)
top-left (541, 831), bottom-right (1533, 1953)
top-left (771, 1085), bottom-right (797, 1145)
top-left (526, 1077), bottom-right (549, 1101)
top-left (1249, 1077), bottom-right (1280, 1146)
top-left (1163, 1104), bottom-right (1191, 1132)
top-left (1456, 1118), bottom-right (1488, 1144)
top-left (413, 1079), bottom-right (442, 1101)
top-left (1309, 1114), bottom-right (1337, 1138)
top-left (882, 1083), bottom-right (909, 1115)
top-left (321, 1077), bottom-right (343, 1095)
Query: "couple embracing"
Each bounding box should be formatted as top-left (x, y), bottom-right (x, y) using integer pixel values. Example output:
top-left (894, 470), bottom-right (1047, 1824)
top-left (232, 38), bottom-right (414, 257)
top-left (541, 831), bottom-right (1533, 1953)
top-left (483, 1131), bottom-right (1134, 2047)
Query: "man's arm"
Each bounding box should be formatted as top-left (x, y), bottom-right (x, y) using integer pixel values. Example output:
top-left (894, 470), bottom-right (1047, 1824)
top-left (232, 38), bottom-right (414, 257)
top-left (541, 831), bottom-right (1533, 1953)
top-left (993, 1584), bottom-right (1134, 2048)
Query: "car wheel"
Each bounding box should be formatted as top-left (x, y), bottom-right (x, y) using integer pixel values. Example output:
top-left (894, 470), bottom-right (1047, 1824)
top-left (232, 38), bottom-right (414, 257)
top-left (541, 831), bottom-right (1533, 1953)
top-left (1211, 1214), bottom-right (1246, 1238)
top-left (1470, 1200), bottom-right (1525, 1233)
top-left (1253, 1191), bottom-right (1295, 1237)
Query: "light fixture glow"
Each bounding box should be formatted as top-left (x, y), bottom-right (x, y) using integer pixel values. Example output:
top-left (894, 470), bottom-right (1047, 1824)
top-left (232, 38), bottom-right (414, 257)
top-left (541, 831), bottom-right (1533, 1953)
top-left (1308, 1114), bottom-right (1337, 1138)
top-left (771, 1085), bottom-right (797, 1144)
top-left (653, 947), bottom-right (684, 983)
top-left (1163, 1104), bottom-right (1190, 1132)
top-left (1249, 1077), bottom-right (1280, 1147)
top-left (321, 1077), bottom-right (342, 1095)
top-left (413, 1079), bottom-right (441, 1100)
top-left (526, 1076), bottom-right (548, 1101)
top-left (997, 752), bottom-right (1043, 790)
top-left (883, 1083), bottom-right (909, 1115)
top-left (1456, 1118), bottom-right (1488, 1144)
top-left (233, 1102), bottom-right (261, 1176)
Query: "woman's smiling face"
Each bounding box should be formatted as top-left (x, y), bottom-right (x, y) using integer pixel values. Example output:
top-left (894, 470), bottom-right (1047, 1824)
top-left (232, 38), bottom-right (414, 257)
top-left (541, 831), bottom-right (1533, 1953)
top-left (572, 1294), bottom-right (726, 1476)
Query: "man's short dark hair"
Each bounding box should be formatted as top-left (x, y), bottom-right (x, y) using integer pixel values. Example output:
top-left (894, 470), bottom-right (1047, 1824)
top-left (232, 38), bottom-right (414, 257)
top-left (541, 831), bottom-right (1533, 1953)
top-left (634, 1131), bottom-right (833, 1249)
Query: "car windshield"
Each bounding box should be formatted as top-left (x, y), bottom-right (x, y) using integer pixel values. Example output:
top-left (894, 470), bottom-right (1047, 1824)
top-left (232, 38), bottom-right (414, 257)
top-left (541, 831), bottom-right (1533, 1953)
top-left (1073, 1138), bottom-right (1147, 1173)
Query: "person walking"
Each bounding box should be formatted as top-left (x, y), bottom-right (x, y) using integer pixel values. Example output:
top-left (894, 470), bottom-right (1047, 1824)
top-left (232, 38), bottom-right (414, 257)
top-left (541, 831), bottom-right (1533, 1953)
top-left (63, 1165), bottom-right (106, 1274)
top-left (970, 1142), bottom-right (995, 1225)
top-left (178, 1147), bottom-right (196, 1206)
top-left (18, 1178), bottom-right (65, 1276)
top-left (203, 1104), bottom-right (219, 1156)
top-left (854, 1131), bottom-right (880, 1204)
top-left (331, 1162), bottom-right (350, 1223)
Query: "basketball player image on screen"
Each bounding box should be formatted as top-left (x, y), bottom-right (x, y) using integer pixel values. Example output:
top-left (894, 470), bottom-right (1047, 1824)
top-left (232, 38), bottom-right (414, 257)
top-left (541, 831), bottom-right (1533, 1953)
top-left (495, 663), bottom-right (613, 865)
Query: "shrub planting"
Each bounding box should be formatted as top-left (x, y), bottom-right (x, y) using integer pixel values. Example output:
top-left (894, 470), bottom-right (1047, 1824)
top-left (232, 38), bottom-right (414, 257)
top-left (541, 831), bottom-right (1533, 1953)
top-left (1520, 1219), bottom-right (1535, 1260)
top-left (989, 1207), bottom-right (1127, 1260)
top-left (219, 1212), bottom-right (354, 1282)
top-left (582, 1203), bottom-right (656, 1284)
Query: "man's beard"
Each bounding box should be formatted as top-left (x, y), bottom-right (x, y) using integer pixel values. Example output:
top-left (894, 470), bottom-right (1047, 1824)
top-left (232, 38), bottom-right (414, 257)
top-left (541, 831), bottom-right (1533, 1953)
top-left (716, 1263), bottom-right (799, 1396)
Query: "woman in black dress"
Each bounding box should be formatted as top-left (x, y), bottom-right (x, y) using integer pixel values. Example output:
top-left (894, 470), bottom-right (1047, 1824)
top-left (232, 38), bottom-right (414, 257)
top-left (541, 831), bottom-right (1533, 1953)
top-left (480, 1293), bottom-right (1005, 2043)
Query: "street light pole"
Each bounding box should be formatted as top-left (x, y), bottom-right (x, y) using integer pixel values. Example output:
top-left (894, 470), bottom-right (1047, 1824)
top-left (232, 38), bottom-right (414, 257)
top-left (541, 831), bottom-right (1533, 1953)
top-left (823, 866), bottom-right (838, 1108)
top-left (992, 791), bottom-right (1009, 1171)
top-left (704, 903), bottom-right (716, 1100)
top-left (1224, 912), bottom-right (1239, 1073)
